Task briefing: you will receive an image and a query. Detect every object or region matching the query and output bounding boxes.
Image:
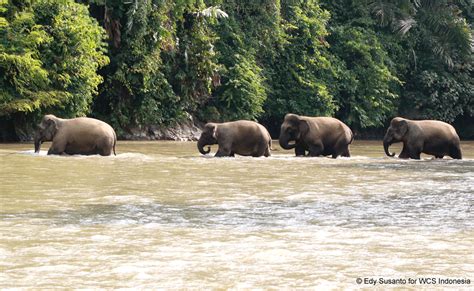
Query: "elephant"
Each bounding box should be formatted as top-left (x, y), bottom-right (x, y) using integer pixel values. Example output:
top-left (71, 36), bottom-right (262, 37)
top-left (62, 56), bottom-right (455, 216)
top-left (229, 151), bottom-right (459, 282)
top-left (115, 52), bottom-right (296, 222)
top-left (383, 117), bottom-right (462, 159)
top-left (279, 113), bottom-right (353, 158)
top-left (197, 120), bottom-right (272, 157)
top-left (34, 114), bottom-right (117, 156)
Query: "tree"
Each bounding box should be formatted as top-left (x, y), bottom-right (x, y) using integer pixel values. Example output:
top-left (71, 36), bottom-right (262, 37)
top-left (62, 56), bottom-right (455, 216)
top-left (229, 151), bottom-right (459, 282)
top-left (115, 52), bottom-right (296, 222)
top-left (198, 2), bottom-right (266, 122)
top-left (91, 0), bottom-right (227, 133)
top-left (322, 0), bottom-right (401, 129)
top-left (263, 0), bottom-right (336, 124)
top-left (369, 0), bottom-right (473, 122)
top-left (90, 0), bottom-right (178, 132)
top-left (0, 0), bottom-right (108, 128)
top-left (370, 0), bottom-right (472, 67)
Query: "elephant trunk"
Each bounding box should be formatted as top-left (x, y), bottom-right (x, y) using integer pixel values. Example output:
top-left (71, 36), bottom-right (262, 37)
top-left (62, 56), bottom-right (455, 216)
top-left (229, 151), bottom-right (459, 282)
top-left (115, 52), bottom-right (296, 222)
top-left (197, 139), bottom-right (211, 155)
top-left (279, 135), bottom-right (296, 150)
top-left (34, 134), bottom-right (42, 153)
top-left (383, 138), bottom-right (395, 157)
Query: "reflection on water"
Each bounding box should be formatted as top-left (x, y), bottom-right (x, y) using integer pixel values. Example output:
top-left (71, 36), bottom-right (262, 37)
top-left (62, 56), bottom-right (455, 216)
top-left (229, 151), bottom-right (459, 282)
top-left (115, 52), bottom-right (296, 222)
top-left (0, 141), bottom-right (473, 288)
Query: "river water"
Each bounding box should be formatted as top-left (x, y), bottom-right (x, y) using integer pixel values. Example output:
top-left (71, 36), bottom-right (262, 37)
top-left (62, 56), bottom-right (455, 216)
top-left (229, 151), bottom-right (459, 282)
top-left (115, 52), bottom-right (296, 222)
top-left (1, 141), bottom-right (473, 288)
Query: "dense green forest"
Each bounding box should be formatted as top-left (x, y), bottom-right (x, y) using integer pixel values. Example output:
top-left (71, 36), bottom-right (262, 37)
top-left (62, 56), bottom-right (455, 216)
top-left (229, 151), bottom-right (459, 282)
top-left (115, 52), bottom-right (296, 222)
top-left (0, 0), bottom-right (472, 140)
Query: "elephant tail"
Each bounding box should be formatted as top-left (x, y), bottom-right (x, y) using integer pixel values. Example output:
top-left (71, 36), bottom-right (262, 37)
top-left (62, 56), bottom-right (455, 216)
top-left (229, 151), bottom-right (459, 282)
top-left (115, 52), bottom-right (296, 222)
top-left (113, 131), bottom-right (117, 156)
top-left (349, 129), bottom-right (355, 144)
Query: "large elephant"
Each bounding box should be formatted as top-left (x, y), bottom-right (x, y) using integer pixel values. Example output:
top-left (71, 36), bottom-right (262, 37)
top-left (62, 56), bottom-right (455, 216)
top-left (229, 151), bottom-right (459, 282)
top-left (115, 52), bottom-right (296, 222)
top-left (34, 114), bottom-right (117, 156)
top-left (197, 120), bottom-right (272, 157)
top-left (383, 117), bottom-right (462, 159)
top-left (279, 113), bottom-right (353, 158)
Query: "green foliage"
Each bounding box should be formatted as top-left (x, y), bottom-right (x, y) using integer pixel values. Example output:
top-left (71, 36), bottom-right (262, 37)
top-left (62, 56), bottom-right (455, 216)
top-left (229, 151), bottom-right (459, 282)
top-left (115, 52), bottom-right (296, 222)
top-left (400, 53), bottom-right (474, 122)
top-left (329, 26), bottom-right (400, 128)
top-left (321, 0), bottom-right (401, 128)
top-left (0, 0), bottom-right (108, 118)
top-left (198, 2), bottom-right (267, 122)
top-left (367, 0), bottom-right (473, 123)
top-left (263, 0), bottom-right (336, 119)
top-left (171, 2), bottom-right (222, 113)
top-left (202, 51), bottom-right (266, 121)
top-left (92, 0), bottom-right (174, 129)
top-left (0, 0), bottom-right (472, 140)
top-left (370, 0), bottom-right (473, 67)
top-left (92, 0), bottom-right (225, 131)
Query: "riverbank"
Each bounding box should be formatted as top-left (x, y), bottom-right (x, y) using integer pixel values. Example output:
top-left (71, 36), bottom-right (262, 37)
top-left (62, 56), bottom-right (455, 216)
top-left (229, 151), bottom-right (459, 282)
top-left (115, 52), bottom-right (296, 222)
top-left (120, 115), bottom-right (203, 141)
top-left (0, 115), bottom-right (205, 142)
top-left (1, 115), bottom-right (473, 142)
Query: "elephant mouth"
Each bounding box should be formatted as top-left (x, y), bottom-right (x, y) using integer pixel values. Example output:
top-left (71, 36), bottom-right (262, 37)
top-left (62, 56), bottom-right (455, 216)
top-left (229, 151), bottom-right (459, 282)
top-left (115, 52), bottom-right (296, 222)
top-left (279, 137), bottom-right (297, 150)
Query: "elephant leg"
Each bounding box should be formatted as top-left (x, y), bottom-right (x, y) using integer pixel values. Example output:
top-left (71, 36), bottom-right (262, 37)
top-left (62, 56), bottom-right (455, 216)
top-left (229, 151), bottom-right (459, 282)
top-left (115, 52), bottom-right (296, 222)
top-left (295, 144), bottom-right (306, 156)
top-left (307, 143), bottom-right (324, 157)
top-left (409, 140), bottom-right (425, 159)
top-left (252, 148), bottom-right (264, 157)
top-left (97, 143), bottom-right (113, 156)
top-left (263, 147), bottom-right (271, 157)
top-left (449, 145), bottom-right (462, 159)
top-left (400, 144), bottom-right (420, 159)
top-left (398, 145), bottom-right (410, 159)
top-left (215, 146), bottom-right (232, 157)
top-left (408, 148), bottom-right (421, 159)
top-left (333, 140), bottom-right (351, 158)
top-left (335, 147), bottom-right (350, 158)
top-left (341, 147), bottom-right (351, 157)
top-left (47, 141), bottom-right (66, 155)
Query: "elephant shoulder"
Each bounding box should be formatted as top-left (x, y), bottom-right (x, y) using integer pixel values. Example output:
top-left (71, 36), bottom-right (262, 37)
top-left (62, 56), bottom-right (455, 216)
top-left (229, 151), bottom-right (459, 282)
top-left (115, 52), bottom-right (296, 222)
top-left (311, 117), bottom-right (346, 130)
top-left (302, 116), bottom-right (321, 126)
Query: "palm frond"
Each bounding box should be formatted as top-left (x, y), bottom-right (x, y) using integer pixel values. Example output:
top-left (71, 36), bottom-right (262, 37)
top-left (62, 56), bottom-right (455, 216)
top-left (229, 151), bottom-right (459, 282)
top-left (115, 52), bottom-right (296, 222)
top-left (369, 0), bottom-right (396, 25)
top-left (433, 43), bottom-right (455, 68)
top-left (370, 0), bottom-right (472, 66)
top-left (196, 7), bottom-right (228, 19)
top-left (396, 17), bottom-right (417, 34)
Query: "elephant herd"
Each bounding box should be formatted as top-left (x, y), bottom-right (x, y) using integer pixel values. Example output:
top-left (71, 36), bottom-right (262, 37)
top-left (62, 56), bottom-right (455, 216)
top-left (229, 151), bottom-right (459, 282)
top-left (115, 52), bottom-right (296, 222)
top-left (33, 113), bottom-right (463, 160)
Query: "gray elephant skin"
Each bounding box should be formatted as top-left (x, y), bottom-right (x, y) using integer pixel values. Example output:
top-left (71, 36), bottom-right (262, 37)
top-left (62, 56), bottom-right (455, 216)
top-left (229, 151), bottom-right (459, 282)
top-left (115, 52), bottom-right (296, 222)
top-left (279, 113), bottom-right (353, 158)
top-left (34, 114), bottom-right (117, 156)
top-left (197, 120), bottom-right (272, 157)
top-left (383, 117), bottom-right (462, 159)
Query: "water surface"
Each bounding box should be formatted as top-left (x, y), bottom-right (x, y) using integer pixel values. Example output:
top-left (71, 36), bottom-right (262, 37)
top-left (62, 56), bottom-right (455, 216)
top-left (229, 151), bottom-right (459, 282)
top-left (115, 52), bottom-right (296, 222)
top-left (1, 141), bottom-right (473, 288)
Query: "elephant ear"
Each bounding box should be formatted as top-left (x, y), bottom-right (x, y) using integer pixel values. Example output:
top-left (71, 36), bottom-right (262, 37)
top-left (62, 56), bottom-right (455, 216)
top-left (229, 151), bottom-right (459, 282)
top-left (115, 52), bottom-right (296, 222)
top-left (398, 119), bottom-right (408, 136)
top-left (298, 119), bottom-right (310, 137)
top-left (211, 124), bottom-right (218, 139)
top-left (203, 123), bottom-right (216, 136)
top-left (46, 117), bottom-right (59, 135)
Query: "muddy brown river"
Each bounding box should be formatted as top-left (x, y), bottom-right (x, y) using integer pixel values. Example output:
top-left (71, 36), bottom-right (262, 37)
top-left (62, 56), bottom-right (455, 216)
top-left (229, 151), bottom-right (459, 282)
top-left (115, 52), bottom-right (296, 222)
top-left (1, 141), bottom-right (473, 288)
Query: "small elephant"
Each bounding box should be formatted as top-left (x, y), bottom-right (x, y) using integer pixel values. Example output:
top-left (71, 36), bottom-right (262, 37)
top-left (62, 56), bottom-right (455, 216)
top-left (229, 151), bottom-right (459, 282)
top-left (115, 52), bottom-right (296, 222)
top-left (34, 114), bottom-right (117, 156)
top-left (197, 120), bottom-right (272, 157)
top-left (383, 117), bottom-right (462, 159)
top-left (279, 113), bottom-right (353, 158)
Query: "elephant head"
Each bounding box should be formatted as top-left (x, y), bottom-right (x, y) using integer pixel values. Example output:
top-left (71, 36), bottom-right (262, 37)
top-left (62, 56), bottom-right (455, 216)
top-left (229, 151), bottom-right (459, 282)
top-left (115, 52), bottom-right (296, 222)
top-left (383, 117), bottom-right (408, 157)
top-left (34, 115), bottom-right (59, 153)
top-left (279, 114), bottom-right (309, 149)
top-left (197, 123), bottom-right (218, 155)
